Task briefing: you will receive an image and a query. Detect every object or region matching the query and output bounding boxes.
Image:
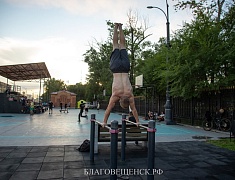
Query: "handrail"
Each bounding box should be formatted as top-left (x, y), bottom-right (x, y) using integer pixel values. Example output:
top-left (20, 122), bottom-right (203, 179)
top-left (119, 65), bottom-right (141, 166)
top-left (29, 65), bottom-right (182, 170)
top-left (124, 119), bottom-right (148, 130)
top-left (93, 120), bottom-right (111, 130)
top-left (90, 113), bottom-right (156, 179)
top-left (90, 114), bottom-right (119, 179)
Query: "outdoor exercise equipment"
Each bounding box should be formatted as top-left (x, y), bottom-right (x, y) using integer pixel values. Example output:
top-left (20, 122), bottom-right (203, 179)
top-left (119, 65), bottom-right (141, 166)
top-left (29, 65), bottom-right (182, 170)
top-left (89, 114), bottom-right (156, 180)
top-left (121, 114), bottom-right (156, 179)
top-left (90, 114), bottom-right (118, 180)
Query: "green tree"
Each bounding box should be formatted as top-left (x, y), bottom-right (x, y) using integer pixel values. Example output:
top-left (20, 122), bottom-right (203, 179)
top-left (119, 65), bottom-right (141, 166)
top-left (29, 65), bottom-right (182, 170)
top-left (136, 41), bottom-right (167, 95)
top-left (83, 38), bottom-right (112, 102)
top-left (124, 9), bottom-right (152, 84)
top-left (83, 14), bottom-right (153, 100)
top-left (42, 78), bottom-right (66, 102)
top-left (67, 83), bottom-right (87, 102)
top-left (165, 0), bottom-right (235, 99)
top-left (219, 3), bottom-right (235, 85)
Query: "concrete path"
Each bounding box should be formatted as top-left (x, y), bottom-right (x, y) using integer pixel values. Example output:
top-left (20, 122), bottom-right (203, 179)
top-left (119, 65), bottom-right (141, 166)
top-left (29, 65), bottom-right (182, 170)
top-left (0, 108), bottom-right (230, 146)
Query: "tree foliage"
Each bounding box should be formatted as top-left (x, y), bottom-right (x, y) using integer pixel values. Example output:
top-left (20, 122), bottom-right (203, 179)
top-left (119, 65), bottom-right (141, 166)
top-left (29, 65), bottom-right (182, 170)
top-left (42, 78), bottom-right (66, 102)
top-left (124, 9), bottom-right (153, 84)
top-left (44, 1), bottom-right (235, 102)
top-left (165, 0), bottom-right (235, 99)
top-left (83, 16), bottom-right (154, 100)
top-left (67, 83), bottom-right (87, 102)
top-left (44, 78), bottom-right (66, 92)
top-left (83, 34), bottom-right (112, 102)
top-left (136, 40), bottom-right (168, 95)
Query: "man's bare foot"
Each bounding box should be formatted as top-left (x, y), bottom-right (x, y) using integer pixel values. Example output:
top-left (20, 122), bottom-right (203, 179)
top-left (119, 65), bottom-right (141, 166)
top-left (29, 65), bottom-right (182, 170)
top-left (114, 23), bottom-right (119, 28)
top-left (118, 23), bottom-right (123, 29)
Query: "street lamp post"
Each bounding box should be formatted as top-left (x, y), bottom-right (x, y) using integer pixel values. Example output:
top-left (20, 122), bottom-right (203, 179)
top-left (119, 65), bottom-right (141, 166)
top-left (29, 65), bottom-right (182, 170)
top-left (147, 1), bottom-right (175, 125)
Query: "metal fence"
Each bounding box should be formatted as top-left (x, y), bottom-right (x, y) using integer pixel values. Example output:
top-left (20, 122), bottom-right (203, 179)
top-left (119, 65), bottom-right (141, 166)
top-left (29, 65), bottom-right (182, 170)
top-left (100, 86), bottom-right (235, 127)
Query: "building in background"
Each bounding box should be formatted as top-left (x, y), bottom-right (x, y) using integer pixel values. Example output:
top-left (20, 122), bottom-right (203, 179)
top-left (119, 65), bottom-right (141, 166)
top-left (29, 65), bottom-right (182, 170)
top-left (51, 90), bottom-right (76, 108)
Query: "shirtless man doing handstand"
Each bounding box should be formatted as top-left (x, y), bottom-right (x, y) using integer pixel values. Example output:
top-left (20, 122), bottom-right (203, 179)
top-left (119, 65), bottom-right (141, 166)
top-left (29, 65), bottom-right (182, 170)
top-left (102, 23), bottom-right (139, 127)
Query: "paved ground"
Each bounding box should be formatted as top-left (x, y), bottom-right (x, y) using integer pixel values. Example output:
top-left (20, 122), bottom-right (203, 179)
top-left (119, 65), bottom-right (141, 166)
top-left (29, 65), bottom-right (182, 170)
top-left (0, 109), bottom-right (230, 146)
top-left (0, 108), bottom-right (235, 179)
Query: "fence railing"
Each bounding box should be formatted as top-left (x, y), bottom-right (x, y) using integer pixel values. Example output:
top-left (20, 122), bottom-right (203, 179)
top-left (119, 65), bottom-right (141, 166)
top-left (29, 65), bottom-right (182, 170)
top-left (100, 87), bottom-right (235, 126)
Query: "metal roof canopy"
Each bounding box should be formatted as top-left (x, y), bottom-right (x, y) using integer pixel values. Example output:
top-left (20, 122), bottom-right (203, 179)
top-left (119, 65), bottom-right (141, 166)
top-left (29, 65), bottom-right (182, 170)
top-left (0, 62), bottom-right (51, 81)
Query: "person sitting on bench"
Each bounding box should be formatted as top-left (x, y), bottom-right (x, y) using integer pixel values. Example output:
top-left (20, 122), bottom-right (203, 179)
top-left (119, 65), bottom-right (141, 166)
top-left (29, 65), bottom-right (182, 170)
top-left (158, 111), bottom-right (165, 122)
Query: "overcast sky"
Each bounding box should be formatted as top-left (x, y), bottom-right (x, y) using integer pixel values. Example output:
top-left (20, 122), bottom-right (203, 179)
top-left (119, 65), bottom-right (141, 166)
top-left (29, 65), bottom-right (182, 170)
top-left (0, 0), bottom-right (193, 95)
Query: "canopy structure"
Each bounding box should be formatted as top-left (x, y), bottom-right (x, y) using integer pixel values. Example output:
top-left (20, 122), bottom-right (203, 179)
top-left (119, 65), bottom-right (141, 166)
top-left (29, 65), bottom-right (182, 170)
top-left (0, 62), bottom-right (51, 81)
top-left (0, 62), bottom-right (51, 103)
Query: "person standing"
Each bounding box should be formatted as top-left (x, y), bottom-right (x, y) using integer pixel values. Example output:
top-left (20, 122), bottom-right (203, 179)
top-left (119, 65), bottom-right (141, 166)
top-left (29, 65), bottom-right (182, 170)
top-left (85, 103), bottom-right (88, 117)
top-left (97, 102), bottom-right (100, 114)
top-left (60, 102), bottom-right (63, 111)
top-left (68, 102), bottom-right (70, 111)
top-left (78, 101), bottom-right (86, 122)
top-left (64, 103), bottom-right (68, 113)
top-left (49, 101), bottom-right (53, 114)
top-left (30, 101), bottom-right (34, 116)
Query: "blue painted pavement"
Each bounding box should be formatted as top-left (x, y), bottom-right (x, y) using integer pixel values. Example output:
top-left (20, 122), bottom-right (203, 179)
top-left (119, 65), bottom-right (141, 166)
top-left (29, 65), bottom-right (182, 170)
top-left (0, 108), bottom-right (229, 146)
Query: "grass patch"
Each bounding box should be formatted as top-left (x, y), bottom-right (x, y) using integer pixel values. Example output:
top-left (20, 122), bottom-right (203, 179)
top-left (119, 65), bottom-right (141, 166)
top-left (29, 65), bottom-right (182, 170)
top-left (207, 138), bottom-right (235, 151)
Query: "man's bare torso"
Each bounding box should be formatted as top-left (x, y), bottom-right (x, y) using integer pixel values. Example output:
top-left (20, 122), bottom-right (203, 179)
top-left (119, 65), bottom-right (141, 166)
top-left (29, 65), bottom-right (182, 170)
top-left (112, 73), bottom-right (132, 98)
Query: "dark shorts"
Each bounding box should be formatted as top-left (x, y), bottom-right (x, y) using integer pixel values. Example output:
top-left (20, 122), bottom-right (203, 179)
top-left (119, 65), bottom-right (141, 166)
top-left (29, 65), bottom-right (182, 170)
top-left (110, 49), bottom-right (130, 73)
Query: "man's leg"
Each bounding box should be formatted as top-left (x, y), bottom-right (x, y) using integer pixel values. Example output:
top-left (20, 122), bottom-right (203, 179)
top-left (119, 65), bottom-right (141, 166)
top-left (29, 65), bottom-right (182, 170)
top-left (78, 111), bottom-right (81, 122)
top-left (119, 23), bottom-right (126, 49)
top-left (81, 109), bottom-right (84, 117)
top-left (113, 23), bottom-right (119, 50)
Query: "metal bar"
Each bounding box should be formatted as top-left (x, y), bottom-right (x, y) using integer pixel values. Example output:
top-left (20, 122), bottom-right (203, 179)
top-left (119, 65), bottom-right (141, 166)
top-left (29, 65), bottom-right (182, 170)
top-left (147, 120), bottom-right (156, 180)
top-left (90, 114), bottom-right (96, 162)
top-left (125, 119), bottom-right (148, 129)
top-left (95, 120), bottom-right (111, 130)
top-left (121, 114), bottom-right (126, 161)
top-left (110, 120), bottom-right (118, 180)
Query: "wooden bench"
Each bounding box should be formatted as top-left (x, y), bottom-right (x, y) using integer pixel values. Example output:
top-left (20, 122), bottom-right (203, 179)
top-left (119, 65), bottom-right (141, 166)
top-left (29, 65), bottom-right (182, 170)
top-left (59, 109), bottom-right (68, 113)
top-left (98, 123), bottom-right (148, 142)
top-left (93, 123), bottom-right (148, 154)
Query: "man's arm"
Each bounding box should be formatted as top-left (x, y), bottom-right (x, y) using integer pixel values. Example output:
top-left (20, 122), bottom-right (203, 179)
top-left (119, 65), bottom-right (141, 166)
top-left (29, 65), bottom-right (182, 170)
top-left (129, 97), bottom-right (139, 125)
top-left (103, 95), bottom-right (119, 126)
